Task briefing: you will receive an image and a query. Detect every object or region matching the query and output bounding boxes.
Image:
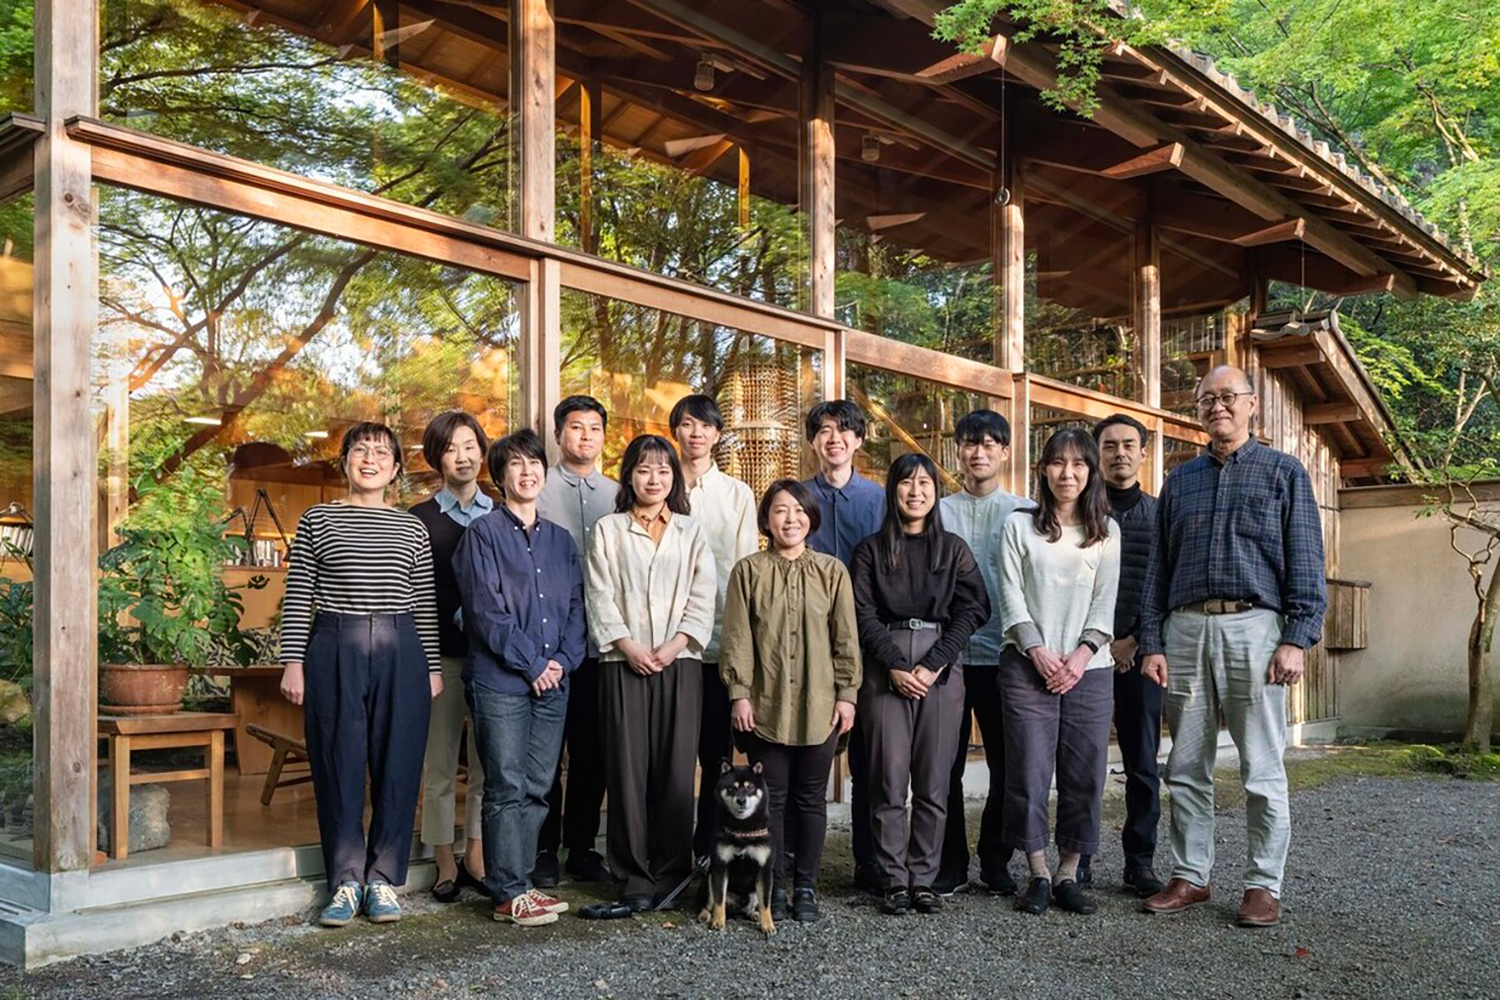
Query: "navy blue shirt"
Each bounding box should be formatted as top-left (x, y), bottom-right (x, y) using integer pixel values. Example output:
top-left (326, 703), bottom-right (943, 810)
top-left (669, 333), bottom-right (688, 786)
top-left (1139, 437), bottom-right (1327, 656)
top-left (453, 506), bottom-right (587, 695)
top-left (803, 471), bottom-right (886, 568)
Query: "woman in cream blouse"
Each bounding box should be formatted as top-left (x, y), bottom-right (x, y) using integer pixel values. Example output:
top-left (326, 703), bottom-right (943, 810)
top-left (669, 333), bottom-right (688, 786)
top-left (582, 434), bottom-right (716, 918)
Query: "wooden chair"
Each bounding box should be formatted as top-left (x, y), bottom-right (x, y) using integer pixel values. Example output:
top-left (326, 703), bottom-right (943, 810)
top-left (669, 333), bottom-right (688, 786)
top-left (245, 724), bottom-right (314, 806)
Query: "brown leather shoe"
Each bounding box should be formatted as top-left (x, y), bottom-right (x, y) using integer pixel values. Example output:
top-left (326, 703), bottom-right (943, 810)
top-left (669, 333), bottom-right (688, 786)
top-left (1237, 888), bottom-right (1280, 927)
top-left (1142, 877), bottom-right (1210, 914)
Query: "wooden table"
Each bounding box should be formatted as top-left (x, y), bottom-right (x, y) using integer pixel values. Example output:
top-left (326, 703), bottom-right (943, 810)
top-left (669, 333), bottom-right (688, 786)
top-left (198, 666), bottom-right (305, 776)
top-left (97, 712), bottom-right (238, 860)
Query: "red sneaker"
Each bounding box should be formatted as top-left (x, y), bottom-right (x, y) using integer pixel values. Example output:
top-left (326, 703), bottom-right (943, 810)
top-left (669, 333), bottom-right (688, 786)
top-left (526, 888), bottom-right (570, 915)
top-left (494, 891), bottom-right (558, 926)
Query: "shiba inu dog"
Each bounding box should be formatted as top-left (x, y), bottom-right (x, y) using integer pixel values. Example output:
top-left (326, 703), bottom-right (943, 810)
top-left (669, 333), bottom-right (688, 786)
top-left (699, 761), bottom-right (776, 937)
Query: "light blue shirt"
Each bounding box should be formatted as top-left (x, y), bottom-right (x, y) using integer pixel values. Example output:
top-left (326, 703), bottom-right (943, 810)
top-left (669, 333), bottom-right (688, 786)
top-left (435, 486), bottom-right (494, 527)
top-left (940, 486), bottom-right (1033, 666)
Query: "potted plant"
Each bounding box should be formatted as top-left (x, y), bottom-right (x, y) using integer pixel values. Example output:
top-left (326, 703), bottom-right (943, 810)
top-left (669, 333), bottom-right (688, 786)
top-left (98, 473), bottom-right (264, 715)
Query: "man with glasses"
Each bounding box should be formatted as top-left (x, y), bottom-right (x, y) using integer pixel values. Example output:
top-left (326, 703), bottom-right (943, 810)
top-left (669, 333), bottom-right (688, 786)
top-left (1138, 366), bottom-right (1327, 928)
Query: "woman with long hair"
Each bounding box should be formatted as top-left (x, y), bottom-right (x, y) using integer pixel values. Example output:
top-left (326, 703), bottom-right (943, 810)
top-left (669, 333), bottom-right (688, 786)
top-left (279, 421), bottom-right (441, 928)
top-left (851, 453), bottom-right (989, 917)
top-left (579, 434), bottom-right (717, 919)
top-left (721, 479), bottom-right (861, 924)
top-left (997, 427), bottom-right (1121, 917)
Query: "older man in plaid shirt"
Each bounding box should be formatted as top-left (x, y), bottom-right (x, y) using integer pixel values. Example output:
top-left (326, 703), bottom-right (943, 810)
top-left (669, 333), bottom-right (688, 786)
top-left (1138, 365), bottom-right (1327, 929)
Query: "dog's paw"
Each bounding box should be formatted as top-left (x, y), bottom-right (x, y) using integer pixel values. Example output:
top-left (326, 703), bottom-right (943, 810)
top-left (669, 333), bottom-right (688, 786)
top-left (710, 912), bottom-right (727, 931)
top-left (698, 907), bottom-right (712, 924)
top-left (759, 913), bottom-right (777, 937)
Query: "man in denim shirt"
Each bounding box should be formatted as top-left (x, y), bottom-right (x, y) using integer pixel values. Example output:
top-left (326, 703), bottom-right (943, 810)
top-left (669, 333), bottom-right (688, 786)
top-left (1139, 366), bottom-right (1327, 929)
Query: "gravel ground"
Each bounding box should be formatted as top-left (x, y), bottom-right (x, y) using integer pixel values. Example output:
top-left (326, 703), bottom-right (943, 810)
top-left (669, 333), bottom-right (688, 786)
top-left (2, 760), bottom-right (1497, 1000)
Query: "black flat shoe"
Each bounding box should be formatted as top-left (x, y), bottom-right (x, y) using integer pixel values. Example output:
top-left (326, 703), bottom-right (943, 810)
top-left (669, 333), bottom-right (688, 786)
top-left (578, 895), bottom-right (651, 920)
top-left (1054, 878), bottom-right (1097, 915)
top-left (881, 888), bottom-right (910, 916)
top-left (932, 869), bottom-right (968, 896)
top-left (1015, 877), bottom-right (1051, 915)
top-left (565, 850), bottom-right (612, 883)
top-left (980, 865), bottom-right (1017, 896)
top-left (770, 886), bottom-right (789, 922)
top-left (911, 886), bottom-right (942, 915)
top-left (791, 888), bottom-right (821, 923)
top-left (1123, 866), bottom-right (1166, 898)
top-left (456, 860), bottom-right (491, 899)
top-left (430, 876), bottom-right (459, 904)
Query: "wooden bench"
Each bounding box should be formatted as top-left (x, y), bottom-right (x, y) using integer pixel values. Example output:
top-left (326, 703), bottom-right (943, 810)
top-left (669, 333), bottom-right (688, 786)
top-left (96, 712), bottom-right (238, 860)
top-left (244, 724), bottom-right (314, 806)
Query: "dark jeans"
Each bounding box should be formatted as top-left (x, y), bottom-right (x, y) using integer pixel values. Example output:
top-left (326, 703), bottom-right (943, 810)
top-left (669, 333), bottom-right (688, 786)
top-left (467, 680), bottom-right (569, 903)
top-left (998, 649), bottom-right (1113, 856)
top-left (939, 663), bottom-right (1009, 876)
top-left (600, 658), bottom-right (703, 900)
top-left (743, 729), bottom-right (839, 889)
top-left (693, 660), bottom-right (734, 858)
top-left (539, 658), bottom-right (608, 859)
top-left (302, 612), bottom-right (430, 890)
top-left (848, 709), bottom-right (874, 872)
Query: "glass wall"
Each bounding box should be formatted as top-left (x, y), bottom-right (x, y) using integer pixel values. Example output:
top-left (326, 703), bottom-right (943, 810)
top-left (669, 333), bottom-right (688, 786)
top-left (90, 185), bottom-right (519, 858)
top-left (1162, 310), bottom-right (1232, 415)
top-left (0, 192), bottom-right (32, 862)
top-left (1025, 250), bottom-right (1142, 401)
top-left (0, 0), bottom-right (29, 114)
top-left (560, 289), bottom-right (820, 499)
top-left (845, 362), bottom-right (991, 492)
top-left (102, 0), bottom-right (514, 230)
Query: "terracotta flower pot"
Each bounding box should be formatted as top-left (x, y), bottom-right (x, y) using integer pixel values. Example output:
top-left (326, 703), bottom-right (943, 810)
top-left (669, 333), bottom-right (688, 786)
top-left (100, 664), bottom-right (190, 716)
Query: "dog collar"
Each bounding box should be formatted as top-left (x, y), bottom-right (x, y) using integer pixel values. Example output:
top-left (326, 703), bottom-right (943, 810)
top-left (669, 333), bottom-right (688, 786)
top-left (722, 827), bottom-right (770, 840)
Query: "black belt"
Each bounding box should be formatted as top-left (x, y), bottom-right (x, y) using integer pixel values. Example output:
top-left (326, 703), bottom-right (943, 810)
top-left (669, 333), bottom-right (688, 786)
top-left (890, 619), bottom-right (941, 631)
top-left (1177, 599), bottom-right (1256, 615)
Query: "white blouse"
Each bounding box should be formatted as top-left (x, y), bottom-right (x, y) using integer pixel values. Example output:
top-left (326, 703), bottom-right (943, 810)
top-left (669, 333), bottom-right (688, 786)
top-left (584, 511), bottom-right (718, 662)
top-left (997, 511), bottom-right (1121, 671)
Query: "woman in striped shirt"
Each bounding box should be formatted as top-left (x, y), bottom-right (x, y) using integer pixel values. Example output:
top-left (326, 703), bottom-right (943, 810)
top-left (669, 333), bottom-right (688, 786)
top-left (279, 421), bottom-right (441, 928)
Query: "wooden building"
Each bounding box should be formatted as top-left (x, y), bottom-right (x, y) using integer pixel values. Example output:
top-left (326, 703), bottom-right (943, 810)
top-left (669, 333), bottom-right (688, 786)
top-left (0, 0), bottom-right (1482, 966)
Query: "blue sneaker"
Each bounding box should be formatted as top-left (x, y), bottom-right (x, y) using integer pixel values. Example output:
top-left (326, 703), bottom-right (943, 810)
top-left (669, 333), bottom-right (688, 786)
top-left (363, 879), bottom-right (402, 923)
top-left (319, 881), bottom-right (363, 927)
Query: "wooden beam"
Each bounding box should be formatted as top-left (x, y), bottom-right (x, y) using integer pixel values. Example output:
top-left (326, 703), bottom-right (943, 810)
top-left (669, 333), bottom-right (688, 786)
top-left (33, 0), bottom-right (99, 874)
top-left (510, 0), bottom-right (556, 242)
top-left (524, 257), bottom-right (562, 459)
top-left (1257, 342), bottom-right (1323, 368)
top-left (996, 157), bottom-right (1024, 372)
top-left (1339, 457), bottom-right (1393, 480)
top-left (578, 79), bottom-right (594, 252)
top-left (1136, 201), bottom-right (1162, 412)
top-left (1232, 217), bottom-right (1306, 247)
top-left (1304, 401), bottom-right (1362, 425)
top-left (800, 17), bottom-right (836, 319)
top-left (1101, 142), bottom-right (1183, 180)
top-left (846, 328), bottom-right (1013, 399)
top-left (737, 146), bottom-right (750, 229)
top-left (678, 137), bottom-right (734, 175)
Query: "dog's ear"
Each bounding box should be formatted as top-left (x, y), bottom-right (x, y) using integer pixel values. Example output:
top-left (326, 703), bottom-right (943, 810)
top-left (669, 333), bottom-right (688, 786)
top-left (720, 759), bottom-right (733, 774)
top-left (751, 761), bottom-right (764, 775)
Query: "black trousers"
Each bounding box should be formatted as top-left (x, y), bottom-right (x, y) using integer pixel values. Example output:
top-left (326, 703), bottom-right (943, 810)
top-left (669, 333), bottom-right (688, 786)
top-left (1113, 662), bottom-right (1164, 869)
top-left (538, 658), bottom-right (609, 858)
top-left (743, 729), bottom-right (839, 889)
top-left (939, 663), bottom-right (1009, 876)
top-left (848, 712), bottom-right (875, 872)
top-left (600, 658), bottom-right (703, 900)
top-left (693, 660), bottom-right (734, 858)
top-left (302, 612), bottom-right (430, 891)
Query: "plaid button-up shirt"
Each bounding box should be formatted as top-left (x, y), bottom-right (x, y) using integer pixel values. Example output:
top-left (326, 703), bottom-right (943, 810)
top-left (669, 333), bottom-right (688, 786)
top-left (1138, 437), bottom-right (1327, 655)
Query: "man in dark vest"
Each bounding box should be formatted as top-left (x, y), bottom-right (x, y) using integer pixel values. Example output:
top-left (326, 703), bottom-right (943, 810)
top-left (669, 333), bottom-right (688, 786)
top-left (1076, 414), bottom-right (1165, 898)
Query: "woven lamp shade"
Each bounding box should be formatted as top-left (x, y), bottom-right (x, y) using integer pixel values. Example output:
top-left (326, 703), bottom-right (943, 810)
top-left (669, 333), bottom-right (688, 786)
top-left (714, 353), bottom-right (807, 502)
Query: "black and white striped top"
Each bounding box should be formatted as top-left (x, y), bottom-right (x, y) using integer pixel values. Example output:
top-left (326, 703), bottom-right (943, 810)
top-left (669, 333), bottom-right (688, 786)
top-left (279, 504), bottom-right (441, 673)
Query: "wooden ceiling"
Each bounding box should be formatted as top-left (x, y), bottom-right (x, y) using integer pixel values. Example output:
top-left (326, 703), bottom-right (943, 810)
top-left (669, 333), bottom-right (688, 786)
top-left (213, 0), bottom-right (1482, 323)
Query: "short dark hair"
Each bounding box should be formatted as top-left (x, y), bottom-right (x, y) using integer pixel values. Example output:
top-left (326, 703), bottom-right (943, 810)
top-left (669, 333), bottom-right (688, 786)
top-left (339, 421), bottom-right (403, 475)
top-left (757, 478), bottom-right (822, 539)
top-left (615, 434), bottom-right (690, 516)
top-left (553, 395), bottom-right (608, 437)
top-left (1093, 413), bottom-right (1149, 449)
top-left (954, 409), bottom-right (1011, 448)
top-left (804, 400), bottom-right (866, 443)
top-left (421, 411), bottom-right (490, 473)
top-left (669, 393), bottom-right (724, 433)
top-left (487, 429), bottom-right (549, 490)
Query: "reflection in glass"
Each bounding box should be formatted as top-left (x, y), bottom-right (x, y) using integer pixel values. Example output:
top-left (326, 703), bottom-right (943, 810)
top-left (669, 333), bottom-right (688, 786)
top-left (0, 193), bottom-right (33, 862)
top-left (559, 289), bottom-right (819, 499)
top-left (1025, 253), bottom-right (1141, 400)
top-left (845, 362), bottom-right (989, 492)
top-left (0, 0), bottom-right (30, 114)
top-left (102, 0), bottom-right (514, 229)
top-left (1162, 311), bottom-right (1232, 415)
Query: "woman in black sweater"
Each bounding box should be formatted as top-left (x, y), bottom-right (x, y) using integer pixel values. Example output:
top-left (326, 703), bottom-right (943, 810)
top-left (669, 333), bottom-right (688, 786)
top-left (851, 452), bottom-right (989, 917)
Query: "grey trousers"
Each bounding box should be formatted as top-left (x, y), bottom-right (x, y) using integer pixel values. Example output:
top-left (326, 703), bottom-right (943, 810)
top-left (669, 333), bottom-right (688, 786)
top-left (1163, 607), bottom-right (1290, 894)
top-left (864, 659), bottom-right (967, 890)
top-left (421, 654), bottom-right (483, 847)
top-left (998, 649), bottom-right (1113, 855)
top-left (599, 657), bottom-right (703, 900)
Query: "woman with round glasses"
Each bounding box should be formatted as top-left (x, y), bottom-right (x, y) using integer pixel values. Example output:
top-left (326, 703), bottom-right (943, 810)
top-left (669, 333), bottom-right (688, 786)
top-left (280, 421), bottom-right (442, 928)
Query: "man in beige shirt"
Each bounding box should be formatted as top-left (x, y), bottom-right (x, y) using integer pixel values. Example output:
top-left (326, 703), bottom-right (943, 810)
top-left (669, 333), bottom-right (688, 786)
top-left (670, 394), bottom-right (760, 862)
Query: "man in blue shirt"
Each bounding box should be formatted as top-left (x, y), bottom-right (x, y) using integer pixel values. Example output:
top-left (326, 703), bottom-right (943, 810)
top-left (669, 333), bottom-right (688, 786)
top-left (454, 429), bottom-right (587, 926)
top-left (801, 400), bottom-right (885, 893)
top-left (1139, 366), bottom-right (1327, 929)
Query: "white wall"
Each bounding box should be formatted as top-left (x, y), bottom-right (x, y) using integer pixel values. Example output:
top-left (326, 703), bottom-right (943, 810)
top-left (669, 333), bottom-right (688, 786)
top-left (1339, 486), bottom-right (1500, 738)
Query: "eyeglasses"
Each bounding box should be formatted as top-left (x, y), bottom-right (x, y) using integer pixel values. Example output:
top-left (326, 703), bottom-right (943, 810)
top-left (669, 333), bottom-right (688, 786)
top-left (349, 444), bottom-right (395, 461)
top-left (1195, 390), bottom-right (1253, 412)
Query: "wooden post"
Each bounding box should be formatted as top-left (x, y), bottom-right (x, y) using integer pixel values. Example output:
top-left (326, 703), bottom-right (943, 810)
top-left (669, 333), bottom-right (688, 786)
top-left (737, 147), bottom-right (751, 231)
top-left (510, 0), bottom-right (556, 243)
top-left (995, 157), bottom-right (1025, 372)
top-left (1135, 199), bottom-right (1164, 491)
top-left (33, 0), bottom-right (100, 873)
top-left (799, 17), bottom-right (835, 321)
top-left (1008, 372), bottom-right (1030, 498)
top-left (523, 257), bottom-right (562, 461)
top-left (577, 81), bottom-right (592, 253)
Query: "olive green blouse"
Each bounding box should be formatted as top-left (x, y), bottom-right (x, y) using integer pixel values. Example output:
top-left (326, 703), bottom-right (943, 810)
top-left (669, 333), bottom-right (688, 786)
top-left (719, 548), bottom-right (862, 747)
